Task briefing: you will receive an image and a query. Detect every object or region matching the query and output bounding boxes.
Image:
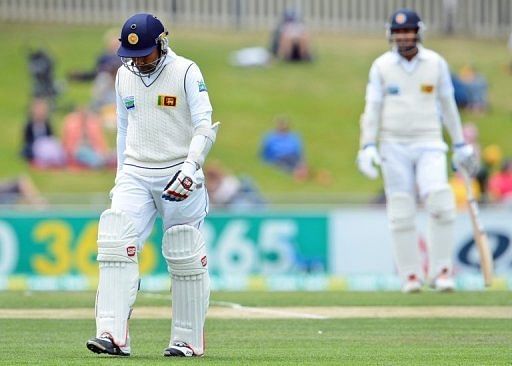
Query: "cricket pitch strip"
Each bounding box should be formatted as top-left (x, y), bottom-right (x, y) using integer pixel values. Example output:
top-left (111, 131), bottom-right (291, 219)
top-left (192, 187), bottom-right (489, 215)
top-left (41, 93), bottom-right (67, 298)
top-left (1, 306), bottom-right (511, 319)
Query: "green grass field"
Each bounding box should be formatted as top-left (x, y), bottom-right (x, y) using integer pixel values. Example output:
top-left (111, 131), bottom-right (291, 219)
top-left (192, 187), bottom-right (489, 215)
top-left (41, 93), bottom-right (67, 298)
top-left (1, 23), bottom-right (511, 198)
top-left (0, 291), bottom-right (511, 365)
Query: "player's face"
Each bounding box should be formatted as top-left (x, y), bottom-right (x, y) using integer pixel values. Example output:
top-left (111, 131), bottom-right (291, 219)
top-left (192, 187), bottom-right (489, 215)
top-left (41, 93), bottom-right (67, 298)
top-left (391, 29), bottom-right (418, 58)
top-left (132, 48), bottom-right (160, 74)
top-left (393, 29), bottom-right (417, 48)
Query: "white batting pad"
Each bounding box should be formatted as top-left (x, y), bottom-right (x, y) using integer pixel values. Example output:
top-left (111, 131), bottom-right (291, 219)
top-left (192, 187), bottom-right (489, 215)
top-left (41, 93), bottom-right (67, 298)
top-left (96, 209), bottom-right (140, 353)
top-left (425, 187), bottom-right (456, 279)
top-left (162, 225), bottom-right (210, 356)
top-left (387, 192), bottom-right (422, 281)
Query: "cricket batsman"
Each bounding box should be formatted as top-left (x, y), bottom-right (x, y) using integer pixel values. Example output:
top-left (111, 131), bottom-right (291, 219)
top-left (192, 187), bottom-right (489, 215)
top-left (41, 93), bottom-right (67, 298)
top-left (86, 13), bottom-right (219, 357)
top-left (357, 9), bottom-right (478, 292)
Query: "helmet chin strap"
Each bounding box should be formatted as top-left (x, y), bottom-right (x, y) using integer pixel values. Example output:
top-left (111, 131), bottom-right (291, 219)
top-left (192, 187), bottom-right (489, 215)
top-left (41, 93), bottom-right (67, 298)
top-left (397, 44), bottom-right (418, 58)
top-left (121, 48), bottom-right (168, 85)
top-left (390, 33), bottom-right (420, 59)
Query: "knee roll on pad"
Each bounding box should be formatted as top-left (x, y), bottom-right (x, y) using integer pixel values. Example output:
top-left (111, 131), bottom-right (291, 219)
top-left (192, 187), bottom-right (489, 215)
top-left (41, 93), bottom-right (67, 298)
top-left (388, 193), bottom-right (416, 231)
top-left (162, 225), bottom-right (208, 275)
top-left (96, 209), bottom-right (140, 351)
top-left (162, 225), bottom-right (210, 356)
top-left (426, 187), bottom-right (456, 223)
top-left (97, 209), bottom-right (139, 263)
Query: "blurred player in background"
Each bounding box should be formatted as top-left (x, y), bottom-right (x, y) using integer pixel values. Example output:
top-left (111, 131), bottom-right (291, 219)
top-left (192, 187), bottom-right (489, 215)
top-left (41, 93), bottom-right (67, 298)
top-left (357, 9), bottom-right (477, 293)
top-left (86, 13), bottom-right (219, 357)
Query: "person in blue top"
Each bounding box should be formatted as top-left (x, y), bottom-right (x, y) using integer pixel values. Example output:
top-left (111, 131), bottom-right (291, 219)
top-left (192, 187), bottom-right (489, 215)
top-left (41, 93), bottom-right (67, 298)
top-left (261, 116), bottom-right (305, 174)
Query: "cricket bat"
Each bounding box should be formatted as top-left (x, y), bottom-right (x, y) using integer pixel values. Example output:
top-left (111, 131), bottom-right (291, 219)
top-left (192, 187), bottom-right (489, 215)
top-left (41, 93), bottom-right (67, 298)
top-left (460, 170), bottom-right (494, 287)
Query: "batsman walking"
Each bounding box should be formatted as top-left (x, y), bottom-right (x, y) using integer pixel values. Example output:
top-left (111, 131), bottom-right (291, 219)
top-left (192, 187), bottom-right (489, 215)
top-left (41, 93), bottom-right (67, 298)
top-left (86, 13), bottom-right (219, 357)
top-left (357, 9), bottom-right (477, 293)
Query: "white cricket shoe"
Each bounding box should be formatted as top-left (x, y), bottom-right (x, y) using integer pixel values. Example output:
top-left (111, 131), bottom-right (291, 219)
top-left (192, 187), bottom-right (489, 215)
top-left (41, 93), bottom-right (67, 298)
top-left (401, 274), bottom-right (422, 293)
top-left (431, 268), bottom-right (455, 292)
top-left (86, 335), bottom-right (130, 356)
top-left (163, 341), bottom-right (197, 357)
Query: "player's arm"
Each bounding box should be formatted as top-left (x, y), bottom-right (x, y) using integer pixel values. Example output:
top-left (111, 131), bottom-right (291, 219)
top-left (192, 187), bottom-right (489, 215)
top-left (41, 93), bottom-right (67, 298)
top-left (360, 63), bottom-right (383, 149)
top-left (437, 57), bottom-right (464, 145)
top-left (357, 62), bottom-right (383, 179)
top-left (115, 71), bottom-right (128, 179)
top-left (164, 63), bottom-right (219, 201)
top-left (184, 63), bottom-right (219, 171)
top-left (437, 57), bottom-right (478, 175)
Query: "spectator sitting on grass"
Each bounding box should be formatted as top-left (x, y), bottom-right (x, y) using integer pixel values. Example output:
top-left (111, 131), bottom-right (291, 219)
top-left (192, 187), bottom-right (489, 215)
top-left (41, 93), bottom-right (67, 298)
top-left (22, 98), bottom-right (66, 168)
top-left (270, 9), bottom-right (312, 62)
top-left (488, 159), bottom-right (512, 203)
top-left (260, 116), bottom-right (309, 181)
top-left (21, 98), bottom-right (53, 161)
top-left (205, 160), bottom-right (265, 209)
top-left (458, 64), bottom-right (488, 113)
top-left (67, 29), bottom-right (122, 82)
top-left (0, 175), bottom-right (46, 205)
top-left (61, 106), bottom-right (114, 168)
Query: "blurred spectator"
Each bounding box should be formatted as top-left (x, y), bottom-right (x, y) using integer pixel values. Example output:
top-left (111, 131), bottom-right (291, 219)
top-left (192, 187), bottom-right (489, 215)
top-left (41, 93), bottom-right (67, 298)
top-left (204, 161), bottom-right (265, 209)
top-left (260, 116), bottom-right (309, 180)
top-left (442, 0), bottom-right (457, 35)
top-left (21, 98), bottom-right (66, 168)
top-left (61, 107), bottom-right (114, 168)
top-left (488, 159), bottom-right (512, 203)
top-left (449, 172), bottom-right (481, 209)
top-left (475, 144), bottom-right (503, 203)
top-left (270, 9), bottom-right (312, 62)
top-left (460, 123), bottom-right (504, 203)
top-left (458, 64), bottom-right (488, 113)
top-left (0, 175), bottom-right (45, 205)
top-left (21, 98), bottom-right (53, 161)
top-left (67, 29), bottom-right (122, 82)
top-left (67, 29), bottom-right (122, 130)
top-left (28, 49), bottom-right (58, 102)
top-left (462, 123), bottom-right (480, 150)
top-left (91, 61), bottom-right (118, 129)
top-left (482, 144), bottom-right (503, 169)
top-left (451, 72), bottom-right (470, 109)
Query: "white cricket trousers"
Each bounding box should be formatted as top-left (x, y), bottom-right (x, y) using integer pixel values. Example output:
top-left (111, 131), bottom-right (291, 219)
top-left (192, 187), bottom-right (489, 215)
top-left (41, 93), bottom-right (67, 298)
top-left (379, 142), bottom-right (449, 198)
top-left (110, 168), bottom-right (209, 249)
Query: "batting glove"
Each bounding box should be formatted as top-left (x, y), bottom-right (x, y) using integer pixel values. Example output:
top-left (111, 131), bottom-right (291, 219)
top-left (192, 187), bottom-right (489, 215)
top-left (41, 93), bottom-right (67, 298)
top-left (357, 144), bottom-right (381, 180)
top-left (452, 143), bottom-right (479, 177)
top-left (162, 160), bottom-right (198, 202)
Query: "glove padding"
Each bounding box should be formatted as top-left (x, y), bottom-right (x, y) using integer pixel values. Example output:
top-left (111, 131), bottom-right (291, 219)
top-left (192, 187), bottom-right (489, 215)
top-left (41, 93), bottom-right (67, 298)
top-left (357, 145), bottom-right (381, 180)
top-left (452, 143), bottom-right (479, 177)
top-left (162, 160), bottom-right (197, 202)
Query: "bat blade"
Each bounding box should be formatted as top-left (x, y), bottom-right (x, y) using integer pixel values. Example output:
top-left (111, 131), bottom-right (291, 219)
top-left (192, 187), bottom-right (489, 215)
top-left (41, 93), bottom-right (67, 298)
top-left (467, 203), bottom-right (494, 287)
top-left (462, 170), bottom-right (494, 287)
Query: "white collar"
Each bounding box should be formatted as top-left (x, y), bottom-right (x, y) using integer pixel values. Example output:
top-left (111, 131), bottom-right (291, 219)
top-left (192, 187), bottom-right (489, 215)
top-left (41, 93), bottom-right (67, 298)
top-left (138, 48), bottom-right (176, 85)
top-left (163, 47), bottom-right (177, 65)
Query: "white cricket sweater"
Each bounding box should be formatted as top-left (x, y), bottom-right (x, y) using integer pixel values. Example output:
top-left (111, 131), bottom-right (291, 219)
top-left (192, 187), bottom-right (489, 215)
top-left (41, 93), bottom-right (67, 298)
top-left (117, 56), bottom-right (195, 172)
top-left (375, 49), bottom-right (443, 143)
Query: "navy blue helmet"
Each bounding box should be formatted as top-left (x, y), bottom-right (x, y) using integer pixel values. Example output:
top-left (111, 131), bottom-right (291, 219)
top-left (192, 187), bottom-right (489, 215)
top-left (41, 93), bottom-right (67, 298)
top-left (118, 13), bottom-right (169, 79)
top-left (389, 8), bottom-right (422, 33)
top-left (118, 13), bottom-right (167, 58)
top-left (386, 8), bottom-right (425, 54)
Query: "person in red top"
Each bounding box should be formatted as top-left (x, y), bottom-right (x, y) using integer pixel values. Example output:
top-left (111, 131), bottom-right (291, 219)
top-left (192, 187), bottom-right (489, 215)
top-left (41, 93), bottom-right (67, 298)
top-left (61, 106), bottom-right (110, 168)
top-left (488, 159), bottom-right (512, 202)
